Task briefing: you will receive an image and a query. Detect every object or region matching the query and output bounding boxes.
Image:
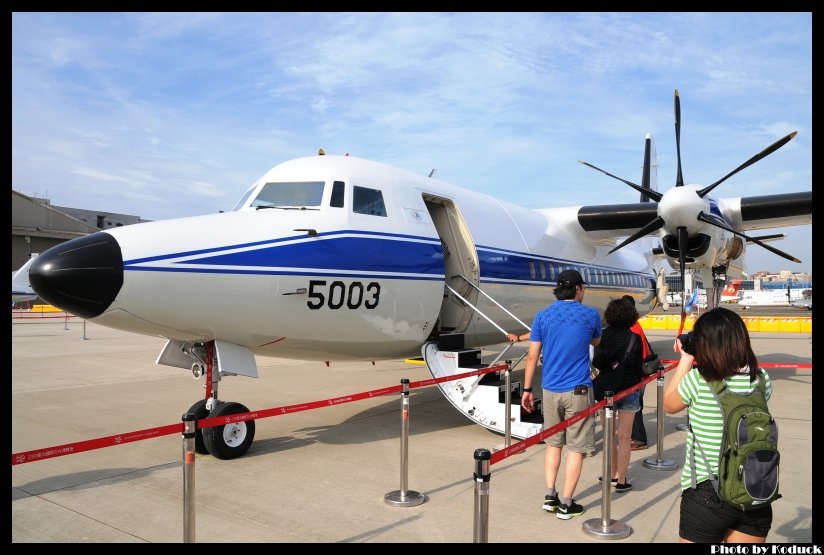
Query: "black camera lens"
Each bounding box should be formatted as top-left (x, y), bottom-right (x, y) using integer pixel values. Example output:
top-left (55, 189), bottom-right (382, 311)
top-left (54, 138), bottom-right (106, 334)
top-left (678, 332), bottom-right (696, 355)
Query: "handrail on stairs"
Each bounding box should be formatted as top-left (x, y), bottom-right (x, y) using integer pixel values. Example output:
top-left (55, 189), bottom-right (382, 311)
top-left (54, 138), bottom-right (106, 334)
top-left (451, 274), bottom-right (531, 333)
top-left (443, 280), bottom-right (532, 397)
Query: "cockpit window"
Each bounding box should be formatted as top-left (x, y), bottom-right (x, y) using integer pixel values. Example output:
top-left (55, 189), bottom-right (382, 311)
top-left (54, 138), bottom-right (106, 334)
top-left (232, 186), bottom-right (256, 211)
top-left (330, 181), bottom-right (345, 208)
top-left (251, 181), bottom-right (325, 209)
top-left (353, 185), bottom-right (387, 217)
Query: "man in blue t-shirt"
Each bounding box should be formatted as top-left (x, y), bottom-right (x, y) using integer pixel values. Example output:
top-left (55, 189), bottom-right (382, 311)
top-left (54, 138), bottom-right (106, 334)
top-left (520, 269), bottom-right (601, 520)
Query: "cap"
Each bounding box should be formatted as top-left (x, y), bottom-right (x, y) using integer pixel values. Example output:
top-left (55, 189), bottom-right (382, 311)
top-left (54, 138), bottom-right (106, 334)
top-left (557, 269), bottom-right (586, 287)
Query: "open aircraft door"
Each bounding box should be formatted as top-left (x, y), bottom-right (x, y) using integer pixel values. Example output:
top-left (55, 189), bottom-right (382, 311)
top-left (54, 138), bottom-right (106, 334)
top-left (423, 194), bottom-right (480, 335)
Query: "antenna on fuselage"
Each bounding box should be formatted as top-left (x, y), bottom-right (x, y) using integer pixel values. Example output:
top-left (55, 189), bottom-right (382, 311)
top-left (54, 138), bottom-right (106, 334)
top-left (428, 169), bottom-right (437, 178)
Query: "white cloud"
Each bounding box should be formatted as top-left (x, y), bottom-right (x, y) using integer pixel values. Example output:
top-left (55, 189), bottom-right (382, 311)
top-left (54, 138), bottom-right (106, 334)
top-left (11, 12), bottom-right (812, 272)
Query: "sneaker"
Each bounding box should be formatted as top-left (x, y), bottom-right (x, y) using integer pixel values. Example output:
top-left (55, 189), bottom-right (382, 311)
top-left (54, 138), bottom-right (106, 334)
top-left (556, 499), bottom-right (585, 520)
top-left (614, 482), bottom-right (633, 493)
top-left (542, 493), bottom-right (560, 512)
top-left (598, 476), bottom-right (618, 486)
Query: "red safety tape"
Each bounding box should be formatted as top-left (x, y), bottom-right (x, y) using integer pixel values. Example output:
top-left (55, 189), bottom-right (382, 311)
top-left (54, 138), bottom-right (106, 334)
top-left (490, 357), bottom-right (810, 465)
top-left (11, 314), bottom-right (79, 320)
top-left (196, 364), bottom-right (504, 429)
top-left (12, 423), bottom-right (182, 466)
top-left (660, 359), bottom-right (811, 369)
top-left (13, 364), bottom-right (505, 465)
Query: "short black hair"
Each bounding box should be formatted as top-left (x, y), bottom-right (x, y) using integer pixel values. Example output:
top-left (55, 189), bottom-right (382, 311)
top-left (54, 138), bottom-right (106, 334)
top-left (604, 298), bottom-right (638, 328)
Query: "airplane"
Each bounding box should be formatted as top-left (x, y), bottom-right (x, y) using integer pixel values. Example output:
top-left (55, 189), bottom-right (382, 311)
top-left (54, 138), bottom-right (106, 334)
top-left (720, 279), bottom-right (742, 303)
top-left (790, 293), bottom-right (812, 311)
top-left (27, 90), bottom-right (812, 459)
top-left (739, 286), bottom-right (811, 309)
top-left (665, 279), bottom-right (739, 308)
top-left (12, 254), bottom-right (38, 305)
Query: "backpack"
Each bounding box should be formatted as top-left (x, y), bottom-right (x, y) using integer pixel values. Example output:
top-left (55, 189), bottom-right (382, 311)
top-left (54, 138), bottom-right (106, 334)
top-left (690, 373), bottom-right (781, 511)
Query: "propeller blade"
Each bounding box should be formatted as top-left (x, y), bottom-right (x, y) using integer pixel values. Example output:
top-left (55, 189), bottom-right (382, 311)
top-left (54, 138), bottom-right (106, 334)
top-left (674, 89), bottom-right (684, 187)
top-left (677, 226), bottom-right (688, 321)
top-left (697, 211), bottom-right (801, 263)
top-left (578, 161), bottom-right (663, 202)
top-left (698, 131), bottom-right (797, 198)
top-left (640, 136), bottom-right (653, 202)
top-left (607, 216), bottom-right (665, 255)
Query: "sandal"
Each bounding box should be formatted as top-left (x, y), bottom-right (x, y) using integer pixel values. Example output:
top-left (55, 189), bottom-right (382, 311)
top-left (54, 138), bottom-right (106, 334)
top-left (630, 440), bottom-right (648, 451)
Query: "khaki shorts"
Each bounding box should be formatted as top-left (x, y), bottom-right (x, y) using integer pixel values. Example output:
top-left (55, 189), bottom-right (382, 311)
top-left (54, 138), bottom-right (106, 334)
top-left (542, 387), bottom-right (595, 455)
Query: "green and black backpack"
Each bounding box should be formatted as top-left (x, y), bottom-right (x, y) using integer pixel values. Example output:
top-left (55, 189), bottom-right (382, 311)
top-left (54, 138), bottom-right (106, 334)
top-left (690, 373), bottom-right (781, 511)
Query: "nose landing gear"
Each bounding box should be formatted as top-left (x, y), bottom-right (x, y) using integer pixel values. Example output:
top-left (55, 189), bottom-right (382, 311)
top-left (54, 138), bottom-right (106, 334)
top-left (184, 342), bottom-right (256, 460)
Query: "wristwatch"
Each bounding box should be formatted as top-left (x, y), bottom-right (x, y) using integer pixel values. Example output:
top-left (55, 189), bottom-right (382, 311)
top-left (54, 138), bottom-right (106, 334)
top-left (523, 387), bottom-right (533, 393)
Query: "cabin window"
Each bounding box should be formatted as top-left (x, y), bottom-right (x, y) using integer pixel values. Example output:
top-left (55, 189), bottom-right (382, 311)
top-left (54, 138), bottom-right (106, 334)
top-left (330, 181), bottom-right (345, 208)
top-left (539, 262), bottom-right (546, 280)
top-left (251, 181), bottom-right (325, 209)
top-left (353, 186), bottom-right (387, 216)
top-left (529, 261), bottom-right (536, 279)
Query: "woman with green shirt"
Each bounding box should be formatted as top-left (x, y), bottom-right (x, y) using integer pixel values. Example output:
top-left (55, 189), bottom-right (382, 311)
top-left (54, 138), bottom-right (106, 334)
top-left (663, 307), bottom-right (773, 543)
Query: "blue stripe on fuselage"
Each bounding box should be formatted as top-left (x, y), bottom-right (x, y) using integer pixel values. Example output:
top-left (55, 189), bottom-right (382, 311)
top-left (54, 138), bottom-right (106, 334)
top-left (121, 230), bottom-right (653, 290)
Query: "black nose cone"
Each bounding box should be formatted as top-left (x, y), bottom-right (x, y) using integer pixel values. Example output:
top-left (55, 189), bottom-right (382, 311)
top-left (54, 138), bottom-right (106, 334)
top-left (29, 232), bottom-right (124, 319)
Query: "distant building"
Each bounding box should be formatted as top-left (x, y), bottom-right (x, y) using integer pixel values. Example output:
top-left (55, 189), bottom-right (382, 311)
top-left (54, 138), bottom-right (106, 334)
top-left (663, 269), bottom-right (811, 294)
top-left (11, 189), bottom-right (148, 272)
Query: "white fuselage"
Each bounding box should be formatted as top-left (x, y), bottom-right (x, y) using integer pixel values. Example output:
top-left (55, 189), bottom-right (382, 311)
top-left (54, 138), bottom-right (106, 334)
top-left (69, 155), bottom-right (658, 361)
top-left (739, 288), bottom-right (810, 307)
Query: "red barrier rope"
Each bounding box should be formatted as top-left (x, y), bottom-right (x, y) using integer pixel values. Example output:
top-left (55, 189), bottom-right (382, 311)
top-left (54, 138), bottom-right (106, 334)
top-left (11, 313), bottom-right (79, 320)
top-left (489, 355), bottom-right (810, 465)
top-left (491, 361), bottom-right (679, 465)
top-left (12, 423), bottom-right (183, 465)
top-left (659, 359), bottom-right (811, 369)
top-left (12, 363), bottom-right (506, 465)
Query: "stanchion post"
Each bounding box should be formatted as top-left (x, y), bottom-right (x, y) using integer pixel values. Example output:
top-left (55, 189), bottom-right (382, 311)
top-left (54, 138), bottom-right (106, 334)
top-left (63, 312), bottom-right (69, 330)
top-left (642, 371), bottom-right (677, 471)
top-left (384, 379), bottom-right (426, 507)
top-left (583, 393), bottom-right (631, 539)
top-left (182, 412), bottom-right (196, 543)
top-left (504, 362), bottom-right (512, 447)
top-left (81, 320), bottom-right (88, 340)
top-left (473, 448), bottom-right (491, 543)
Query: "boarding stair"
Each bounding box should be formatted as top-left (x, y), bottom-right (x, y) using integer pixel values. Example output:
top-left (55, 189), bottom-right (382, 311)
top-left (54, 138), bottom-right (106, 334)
top-left (422, 277), bottom-right (544, 439)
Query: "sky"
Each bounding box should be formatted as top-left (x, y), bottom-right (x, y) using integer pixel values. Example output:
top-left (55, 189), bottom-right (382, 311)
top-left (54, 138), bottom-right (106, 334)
top-left (11, 12), bottom-right (812, 274)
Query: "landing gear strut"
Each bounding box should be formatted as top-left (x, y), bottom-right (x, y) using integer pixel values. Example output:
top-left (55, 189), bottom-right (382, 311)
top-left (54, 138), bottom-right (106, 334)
top-left (184, 341), bottom-right (256, 460)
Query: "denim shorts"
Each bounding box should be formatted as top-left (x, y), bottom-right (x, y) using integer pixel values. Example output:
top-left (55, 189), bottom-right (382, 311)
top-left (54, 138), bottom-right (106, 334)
top-left (614, 390), bottom-right (641, 412)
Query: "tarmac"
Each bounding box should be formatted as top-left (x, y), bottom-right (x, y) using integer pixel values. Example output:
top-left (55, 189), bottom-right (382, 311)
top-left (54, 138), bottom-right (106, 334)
top-left (11, 315), bottom-right (814, 543)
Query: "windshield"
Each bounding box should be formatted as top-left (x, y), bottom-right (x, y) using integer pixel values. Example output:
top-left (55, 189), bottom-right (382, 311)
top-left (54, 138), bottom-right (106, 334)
top-left (250, 181), bottom-right (325, 209)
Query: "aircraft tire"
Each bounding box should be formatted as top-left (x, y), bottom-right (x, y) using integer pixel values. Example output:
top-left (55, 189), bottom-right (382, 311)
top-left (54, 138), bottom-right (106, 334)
top-left (203, 401), bottom-right (255, 460)
top-left (186, 399), bottom-right (211, 455)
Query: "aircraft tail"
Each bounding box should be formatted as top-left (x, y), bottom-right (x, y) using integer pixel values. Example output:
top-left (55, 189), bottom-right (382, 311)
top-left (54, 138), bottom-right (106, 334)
top-left (12, 254), bottom-right (39, 304)
top-left (639, 133), bottom-right (658, 202)
top-left (721, 279), bottom-right (742, 302)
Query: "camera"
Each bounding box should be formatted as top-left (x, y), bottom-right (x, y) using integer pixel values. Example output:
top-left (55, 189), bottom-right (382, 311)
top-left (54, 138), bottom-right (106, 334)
top-left (678, 332), bottom-right (696, 355)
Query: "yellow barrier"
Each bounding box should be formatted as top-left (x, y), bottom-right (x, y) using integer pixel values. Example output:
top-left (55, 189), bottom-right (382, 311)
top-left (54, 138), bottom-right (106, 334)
top-left (637, 313), bottom-right (809, 333)
top-left (778, 317), bottom-right (801, 333)
top-left (31, 304), bottom-right (62, 313)
top-left (663, 314), bottom-right (697, 331)
top-left (741, 316), bottom-right (761, 333)
top-left (760, 317), bottom-right (780, 332)
top-left (639, 314), bottom-right (668, 330)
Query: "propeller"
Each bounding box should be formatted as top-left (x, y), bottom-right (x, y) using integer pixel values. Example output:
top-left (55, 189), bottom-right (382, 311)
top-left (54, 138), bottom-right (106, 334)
top-left (579, 89), bottom-right (801, 319)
